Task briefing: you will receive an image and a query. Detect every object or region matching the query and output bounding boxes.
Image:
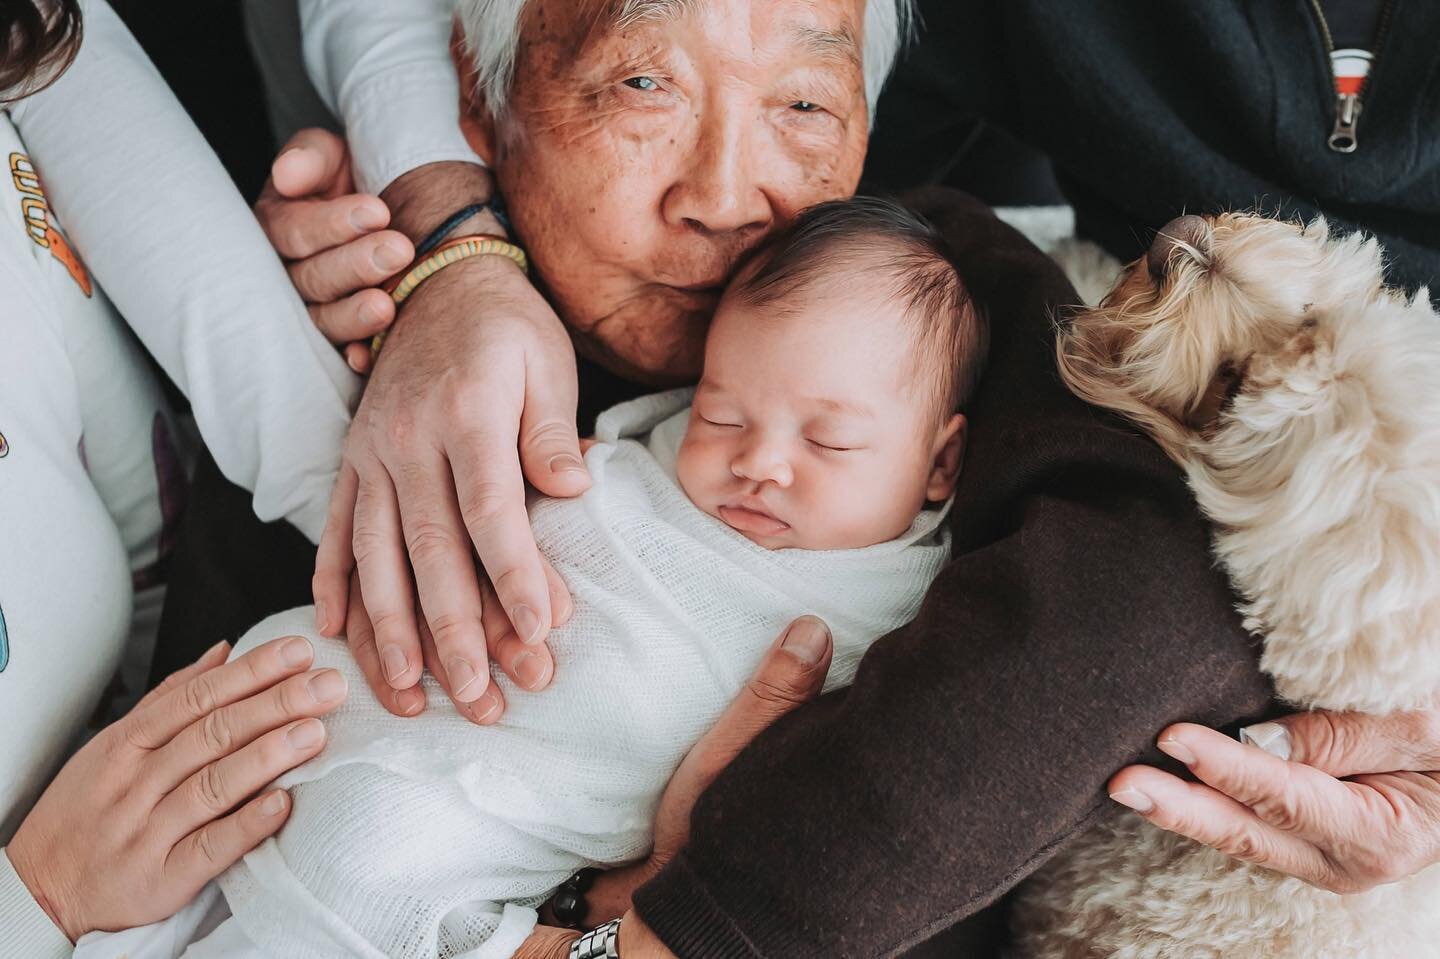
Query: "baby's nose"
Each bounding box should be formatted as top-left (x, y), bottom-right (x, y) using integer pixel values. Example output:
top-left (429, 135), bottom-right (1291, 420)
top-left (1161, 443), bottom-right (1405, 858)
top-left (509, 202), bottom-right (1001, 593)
top-left (1147, 214), bottom-right (1211, 279)
top-left (732, 444), bottom-right (793, 487)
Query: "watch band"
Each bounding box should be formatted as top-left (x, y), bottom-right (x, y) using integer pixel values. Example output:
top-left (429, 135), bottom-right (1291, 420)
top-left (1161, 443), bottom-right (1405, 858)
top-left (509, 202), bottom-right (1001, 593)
top-left (568, 917), bottom-right (623, 959)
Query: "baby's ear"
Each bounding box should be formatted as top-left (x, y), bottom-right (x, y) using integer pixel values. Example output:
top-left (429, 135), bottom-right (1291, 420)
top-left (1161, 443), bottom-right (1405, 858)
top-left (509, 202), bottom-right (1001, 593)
top-left (926, 414), bottom-right (967, 502)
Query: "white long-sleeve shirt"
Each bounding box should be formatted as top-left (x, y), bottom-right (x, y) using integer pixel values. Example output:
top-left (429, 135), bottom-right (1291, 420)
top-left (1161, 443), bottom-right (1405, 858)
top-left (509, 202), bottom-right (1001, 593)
top-left (0, 2), bottom-right (360, 952)
top-left (297, 0), bottom-right (483, 194)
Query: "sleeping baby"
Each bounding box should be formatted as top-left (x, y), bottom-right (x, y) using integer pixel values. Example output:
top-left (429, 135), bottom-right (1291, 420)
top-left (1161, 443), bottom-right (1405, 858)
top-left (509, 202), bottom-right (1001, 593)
top-left (77, 195), bottom-right (986, 959)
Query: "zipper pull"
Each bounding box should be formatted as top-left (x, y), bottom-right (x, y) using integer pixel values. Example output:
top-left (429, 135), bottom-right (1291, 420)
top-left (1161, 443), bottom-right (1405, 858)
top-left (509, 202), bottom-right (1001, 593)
top-left (1328, 92), bottom-right (1362, 153)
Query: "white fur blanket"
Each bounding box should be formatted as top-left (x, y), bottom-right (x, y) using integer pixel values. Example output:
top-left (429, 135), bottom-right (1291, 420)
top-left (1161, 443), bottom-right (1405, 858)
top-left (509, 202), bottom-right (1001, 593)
top-left (214, 389), bottom-right (950, 959)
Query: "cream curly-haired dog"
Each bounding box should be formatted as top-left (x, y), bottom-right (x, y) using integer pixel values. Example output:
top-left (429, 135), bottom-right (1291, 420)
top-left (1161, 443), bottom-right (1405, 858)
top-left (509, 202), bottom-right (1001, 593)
top-left (1011, 213), bottom-right (1440, 958)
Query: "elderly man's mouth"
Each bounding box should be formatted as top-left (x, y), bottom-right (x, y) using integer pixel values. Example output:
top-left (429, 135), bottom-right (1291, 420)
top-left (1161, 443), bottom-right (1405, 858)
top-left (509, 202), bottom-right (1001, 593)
top-left (719, 504), bottom-right (790, 537)
top-left (665, 283), bottom-right (724, 309)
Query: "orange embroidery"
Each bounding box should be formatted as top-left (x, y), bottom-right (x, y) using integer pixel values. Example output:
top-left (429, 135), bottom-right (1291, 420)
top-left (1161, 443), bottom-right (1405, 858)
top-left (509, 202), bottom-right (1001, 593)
top-left (9, 152), bottom-right (92, 296)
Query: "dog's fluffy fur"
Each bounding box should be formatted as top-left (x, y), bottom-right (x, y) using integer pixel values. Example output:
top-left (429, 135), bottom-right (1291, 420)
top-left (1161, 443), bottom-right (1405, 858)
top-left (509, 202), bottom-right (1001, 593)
top-left (1012, 214), bottom-right (1440, 958)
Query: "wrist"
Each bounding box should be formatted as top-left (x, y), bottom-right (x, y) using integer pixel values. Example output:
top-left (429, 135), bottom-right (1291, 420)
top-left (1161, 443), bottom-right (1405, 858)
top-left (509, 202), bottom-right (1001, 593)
top-left (617, 911), bottom-right (675, 958)
top-left (380, 161), bottom-right (505, 243)
top-left (5, 838), bottom-right (81, 943)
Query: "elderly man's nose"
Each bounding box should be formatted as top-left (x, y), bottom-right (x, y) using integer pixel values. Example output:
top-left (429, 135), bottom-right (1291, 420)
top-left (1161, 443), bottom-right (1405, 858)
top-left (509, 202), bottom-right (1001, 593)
top-left (1147, 214), bottom-right (1211, 279)
top-left (664, 125), bottom-right (770, 235)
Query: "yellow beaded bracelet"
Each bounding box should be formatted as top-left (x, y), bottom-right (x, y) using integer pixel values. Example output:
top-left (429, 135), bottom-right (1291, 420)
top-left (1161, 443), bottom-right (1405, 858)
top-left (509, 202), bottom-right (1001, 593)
top-left (370, 235), bottom-right (529, 360)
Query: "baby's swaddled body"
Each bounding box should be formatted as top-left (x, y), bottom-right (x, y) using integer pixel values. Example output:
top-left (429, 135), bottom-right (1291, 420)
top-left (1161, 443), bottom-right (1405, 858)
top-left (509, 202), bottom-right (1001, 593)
top-left (215, 390), bottom-right (950, 959)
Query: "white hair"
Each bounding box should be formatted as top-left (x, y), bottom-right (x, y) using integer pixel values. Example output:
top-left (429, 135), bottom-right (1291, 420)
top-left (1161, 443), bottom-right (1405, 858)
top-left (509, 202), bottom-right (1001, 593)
top-left (456, 0), bottom-right (914, 127)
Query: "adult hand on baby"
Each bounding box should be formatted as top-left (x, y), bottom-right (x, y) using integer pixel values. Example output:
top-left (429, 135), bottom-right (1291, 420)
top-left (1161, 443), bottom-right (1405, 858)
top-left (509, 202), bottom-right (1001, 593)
top-left (261, 133), bottom-right (589, 724)
top-left (1110, 710), bottom-right (1440, 894)
top-left (254, 128), bottom-right (413, 372)
top-left (578, 617), bottom-right (835, 924)
top-left (6, 636), bottom-right (346, 941)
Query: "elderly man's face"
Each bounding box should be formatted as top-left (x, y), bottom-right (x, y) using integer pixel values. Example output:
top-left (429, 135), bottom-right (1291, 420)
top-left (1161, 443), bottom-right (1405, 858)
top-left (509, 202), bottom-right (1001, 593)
top-left (461, 0), bottom-right (870, 384)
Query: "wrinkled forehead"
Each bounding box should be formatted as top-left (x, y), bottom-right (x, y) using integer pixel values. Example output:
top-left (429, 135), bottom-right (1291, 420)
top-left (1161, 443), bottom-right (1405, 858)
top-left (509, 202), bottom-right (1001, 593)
top-left (523, 0), bottom-right (865, 74)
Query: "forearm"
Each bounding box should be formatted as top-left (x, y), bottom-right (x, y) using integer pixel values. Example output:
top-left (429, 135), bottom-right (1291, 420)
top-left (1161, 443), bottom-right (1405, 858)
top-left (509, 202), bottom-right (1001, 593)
top-left (12, 0), bottom-right (357, 542)
top-left (635, 490), bottom-right (1273, 956)
top-left (299, 0), bottom-right (479, 194)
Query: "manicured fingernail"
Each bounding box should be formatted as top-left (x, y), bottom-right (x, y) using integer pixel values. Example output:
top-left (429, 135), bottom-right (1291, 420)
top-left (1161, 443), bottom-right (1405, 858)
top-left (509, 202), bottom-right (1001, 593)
top-left (511, 605), bottom-right (543, 645)
top-left (780, 616), bottom-right (830, 666)
top-left (511, 650), bottom-right (548, 689)
top-left (281, 636), bottom-right (313, 668)
top-left (259, 791), bottom-right (287, 817)
top-left (372, 238), bottom-right (410, 271)
top-left (1110, 788), bottom-right (1155, 814)
top-left (381, 645), bottom-right (410, 683)
top-left (307, 669), bottom-right (347, 704)
top-left (202, 639), bottom-right (230, 663)
top-left (549, 453), bottom-right (586, 474)
top-left (395, 685), bottom-right (425, 716)
top-left (349, 204), bottom-right (387, 233)
top-left (1157, 736), bottom-right (1197, 766)
top-left (314, 601), bottom-right (328, 634)
top-left (447, 658), bottom-right (484, 701)
top-left (473, 688), bottom-right (503, 723)
top-left (1240, 722), bottom-right (1291, 760)
top-left (286, 718), bottom-right (325, 749)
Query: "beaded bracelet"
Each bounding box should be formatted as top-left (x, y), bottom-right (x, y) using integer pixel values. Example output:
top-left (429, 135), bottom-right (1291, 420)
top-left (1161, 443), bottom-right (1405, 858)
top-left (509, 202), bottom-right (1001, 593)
top-left (370, 235), bottom-right (529, 360)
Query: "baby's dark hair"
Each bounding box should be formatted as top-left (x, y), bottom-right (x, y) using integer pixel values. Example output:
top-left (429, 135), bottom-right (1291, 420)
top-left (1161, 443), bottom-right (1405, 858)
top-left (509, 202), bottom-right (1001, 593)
top-left (728, 196), bottom-right (987, 422)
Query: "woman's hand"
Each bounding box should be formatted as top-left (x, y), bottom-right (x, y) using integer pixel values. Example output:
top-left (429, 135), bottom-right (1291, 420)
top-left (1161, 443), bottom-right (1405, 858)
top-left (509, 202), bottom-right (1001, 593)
top-left (1110, 710), bottom-right (1440, 894)
top-left (254, 128), bottom-right (413, 371)
top-left (6, 636), bottom-right (347, 941)
top-left (577, 616), bottom-right (835, 923)
top-left (256, 132), bottom-right (590, 725)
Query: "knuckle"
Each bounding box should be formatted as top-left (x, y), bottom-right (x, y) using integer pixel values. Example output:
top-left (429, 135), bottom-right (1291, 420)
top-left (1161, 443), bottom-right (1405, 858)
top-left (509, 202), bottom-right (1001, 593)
top-left (458, 480), bottom-right (512, 532)
top-left (350, 525), bottom-right (389, 566)
top-left (405, 520), bottom-right (460, 566)
top-left (194, 827), bottom-right (225, 869)
top-left (198, 710), bottom-right (236, 755)
top-left (426, 610), bottom-right (477, 647)
top-left (383, 408), bottom-right (419, 451)
top-left (181, 677), bottom-right (219, 719)
top-left (749, 674), bottom-right (808, 710)
top-left (194, 763), bottom-right (229, 814)
top-left (1215, 824), bottom-right (1268, 864)
top-left (1257, 788), bottom-right (1306, 834)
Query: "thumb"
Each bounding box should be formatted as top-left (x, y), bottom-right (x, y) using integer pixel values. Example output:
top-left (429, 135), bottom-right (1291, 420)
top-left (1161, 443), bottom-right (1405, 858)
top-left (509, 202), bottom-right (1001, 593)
top-left (652, 617), bottom-right (832, 859)
top-left (697, 616), bottom-right (833, 773)
top-left (518, 387), bottom-right (591, 501)
top-left (271, 128), bottom-right (353, 199)
top-left (1241, 709), bottom-right (1440, 778)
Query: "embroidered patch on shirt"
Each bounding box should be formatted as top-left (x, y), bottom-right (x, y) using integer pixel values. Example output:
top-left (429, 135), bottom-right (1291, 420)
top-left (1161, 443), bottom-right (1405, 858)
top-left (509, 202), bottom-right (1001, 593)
top-left (9, 151), bottom-right (92, 297)
top-left (1331, 48), bottom-right (1373, 96)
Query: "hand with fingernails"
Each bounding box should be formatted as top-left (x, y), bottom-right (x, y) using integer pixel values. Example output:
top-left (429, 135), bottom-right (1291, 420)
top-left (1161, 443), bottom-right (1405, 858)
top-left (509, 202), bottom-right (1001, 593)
top-left (1112, 709), bottom-right (1440, 894)
top-left (254, 131), bottom-right (590, 724)
top-left (254, 128), bottom-right (413, 374)
top-left (6, 636), bottom-right (346, 941)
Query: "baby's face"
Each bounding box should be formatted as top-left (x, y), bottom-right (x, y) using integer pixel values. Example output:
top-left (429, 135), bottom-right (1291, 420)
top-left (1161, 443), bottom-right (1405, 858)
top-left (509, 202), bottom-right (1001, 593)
top-left (675, 288), bottom-right (964, 550)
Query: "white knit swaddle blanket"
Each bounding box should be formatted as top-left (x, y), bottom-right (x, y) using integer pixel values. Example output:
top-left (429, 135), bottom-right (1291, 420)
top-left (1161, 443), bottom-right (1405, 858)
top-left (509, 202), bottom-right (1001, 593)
top-left (215, 389), bottom-right (950, 959)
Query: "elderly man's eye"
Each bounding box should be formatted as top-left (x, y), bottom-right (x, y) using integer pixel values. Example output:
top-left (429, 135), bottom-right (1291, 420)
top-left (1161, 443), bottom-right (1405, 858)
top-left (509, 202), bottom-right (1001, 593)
top-left (624, 76), bottom-right (661, 92)
top-left (791, 100), bottom-right (819, 112)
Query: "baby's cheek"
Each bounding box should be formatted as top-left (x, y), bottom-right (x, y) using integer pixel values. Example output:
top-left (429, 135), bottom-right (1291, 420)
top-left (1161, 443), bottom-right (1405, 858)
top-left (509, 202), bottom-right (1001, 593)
top-left (674, 438), bottom-right (715, 510)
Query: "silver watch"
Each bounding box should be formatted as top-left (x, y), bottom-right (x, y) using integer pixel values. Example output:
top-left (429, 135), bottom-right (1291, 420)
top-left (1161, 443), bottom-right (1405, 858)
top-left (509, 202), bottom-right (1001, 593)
top-left (568, 917), bottom-right (623, 959)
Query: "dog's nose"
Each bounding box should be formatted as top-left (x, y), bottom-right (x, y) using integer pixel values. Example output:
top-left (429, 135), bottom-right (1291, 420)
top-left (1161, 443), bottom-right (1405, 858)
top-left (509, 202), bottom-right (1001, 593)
top-left (1147, 215), bottom-right (1211, 279)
